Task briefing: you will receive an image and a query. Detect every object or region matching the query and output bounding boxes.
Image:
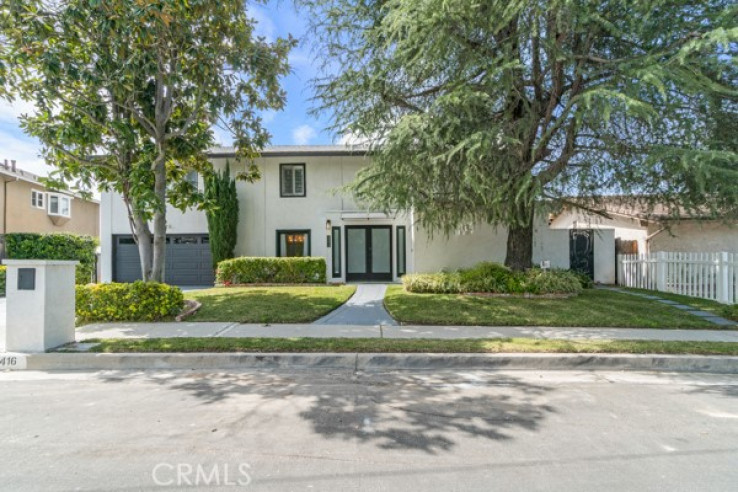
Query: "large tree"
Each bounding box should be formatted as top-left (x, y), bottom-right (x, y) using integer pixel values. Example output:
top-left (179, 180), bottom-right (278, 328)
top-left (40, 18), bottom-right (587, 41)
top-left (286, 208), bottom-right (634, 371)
top-left (304, 0), bottom-right (737, 269)
top-left (0, 0), bottom-right (292, 281)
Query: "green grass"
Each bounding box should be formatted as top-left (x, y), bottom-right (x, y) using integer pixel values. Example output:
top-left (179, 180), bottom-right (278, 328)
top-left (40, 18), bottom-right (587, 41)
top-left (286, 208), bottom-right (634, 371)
top-left (384, 286), bottom-right (733, 328)
top-left (622, 287), bottom-right (729, 315)
top-left (82, 337), bottom-right (738, 356)
top-left (183, 285), bottom-right (356, 323)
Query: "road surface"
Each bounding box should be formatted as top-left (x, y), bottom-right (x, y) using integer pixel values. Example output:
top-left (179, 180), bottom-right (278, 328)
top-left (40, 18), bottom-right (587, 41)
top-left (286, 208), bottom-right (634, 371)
top-left (1, 368), bottom-right (736, 491)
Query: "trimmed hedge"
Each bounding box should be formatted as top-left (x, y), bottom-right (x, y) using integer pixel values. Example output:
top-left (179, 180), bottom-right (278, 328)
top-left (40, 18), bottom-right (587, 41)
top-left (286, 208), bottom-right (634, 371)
top-left (0, 265), bottom-right (5, 296)
top-left (216, 257), bottom-right (327, 284)
top-left (403, 262), bottom-right (583, 295)
top-left (76, 281), bottom-right (184, 322)
top-left (5, 233), bottom-right (97, 284)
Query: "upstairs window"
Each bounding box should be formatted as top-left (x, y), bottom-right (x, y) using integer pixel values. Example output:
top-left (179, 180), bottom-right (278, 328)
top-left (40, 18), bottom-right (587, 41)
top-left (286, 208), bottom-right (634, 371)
top-left (31, 190), bottom-right (45, 209)
top-left (48, 193), bottom-right (71, 218)
top-left (280, 163), bottom-right (305, 197)
top-left (185, 171), bottom-right (199, 191)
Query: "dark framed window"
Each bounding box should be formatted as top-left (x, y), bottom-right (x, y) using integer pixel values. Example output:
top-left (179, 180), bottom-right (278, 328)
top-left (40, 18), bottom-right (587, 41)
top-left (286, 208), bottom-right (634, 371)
top-left (280, 163), bottom-right (306, 197)
top-left (396, 226), bottom-right (406, 276)
top-left (332, 227), bottom-right (341, 278)
top-left (276, 230), bottom-right (311, 257)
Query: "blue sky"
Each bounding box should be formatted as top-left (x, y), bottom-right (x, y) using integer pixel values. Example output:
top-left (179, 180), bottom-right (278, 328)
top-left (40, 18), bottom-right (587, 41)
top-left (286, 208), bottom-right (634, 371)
top-left (0, 1), bottom-right (334, 178)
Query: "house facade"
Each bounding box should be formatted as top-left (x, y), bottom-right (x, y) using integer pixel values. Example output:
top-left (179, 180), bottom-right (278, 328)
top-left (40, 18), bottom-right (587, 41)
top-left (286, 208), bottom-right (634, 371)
top-left (0, 160), bottom-right (100, 255)
top-left (101, 145), bottom-right (719, 286)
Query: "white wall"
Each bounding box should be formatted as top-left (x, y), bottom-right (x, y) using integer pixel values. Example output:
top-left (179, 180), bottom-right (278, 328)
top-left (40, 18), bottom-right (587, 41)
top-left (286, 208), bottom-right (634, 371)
top-left (649, 220), bottom-right (738, 253)
top-left (550, 208), bottom-right (648, 254)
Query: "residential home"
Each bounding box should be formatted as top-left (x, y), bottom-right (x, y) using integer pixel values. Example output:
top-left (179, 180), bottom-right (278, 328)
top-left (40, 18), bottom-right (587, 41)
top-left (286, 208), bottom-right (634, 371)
top-left (0, 159), bottom-right (100, 256)
top-left (98, 145), bottom-right (736, 286)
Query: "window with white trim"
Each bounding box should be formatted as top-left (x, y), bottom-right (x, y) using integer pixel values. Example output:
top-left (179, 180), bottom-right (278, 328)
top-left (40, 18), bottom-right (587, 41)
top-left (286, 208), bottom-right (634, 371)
top-left (280, 163), bottom-right (306, 197)
top-left (185, 170), bottom-right (199, 191)
top-left (31, 190), bottom-right (45, 209)
top-left (47, 193), bottom-right (72, 218)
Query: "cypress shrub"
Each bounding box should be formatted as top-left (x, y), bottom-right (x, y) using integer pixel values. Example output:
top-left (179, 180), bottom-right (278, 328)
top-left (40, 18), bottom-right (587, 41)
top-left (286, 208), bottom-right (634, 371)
top-left (204, 161), bottom-right (239, 268)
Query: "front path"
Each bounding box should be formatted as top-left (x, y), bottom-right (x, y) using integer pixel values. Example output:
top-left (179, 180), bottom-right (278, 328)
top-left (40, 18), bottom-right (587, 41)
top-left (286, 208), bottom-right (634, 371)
top-left (313, 283), bottom-right (398, 326)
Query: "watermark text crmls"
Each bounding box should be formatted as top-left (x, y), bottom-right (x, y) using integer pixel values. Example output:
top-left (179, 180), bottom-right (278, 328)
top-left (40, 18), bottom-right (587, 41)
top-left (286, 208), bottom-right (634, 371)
top-left (152, 463), bottom-right (252, 487)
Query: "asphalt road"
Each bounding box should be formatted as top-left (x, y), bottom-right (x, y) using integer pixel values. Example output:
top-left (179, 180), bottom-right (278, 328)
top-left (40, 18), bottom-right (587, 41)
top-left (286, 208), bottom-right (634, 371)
top-left (1, 368), bottom-right (737, 491)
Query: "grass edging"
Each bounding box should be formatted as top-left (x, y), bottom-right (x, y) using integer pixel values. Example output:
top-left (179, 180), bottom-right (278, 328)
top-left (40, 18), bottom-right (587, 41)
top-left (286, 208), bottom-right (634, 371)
top-left (79, 337), bottom-right (738, 356)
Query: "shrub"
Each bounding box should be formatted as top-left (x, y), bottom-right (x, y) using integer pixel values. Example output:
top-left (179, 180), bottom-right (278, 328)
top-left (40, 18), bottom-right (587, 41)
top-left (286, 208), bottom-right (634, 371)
top-left (722, 304), bottom-right (738, 322)
top-left (403, 272), bottom-right (462, 293)
top-left (404, 262), bottom-right (582, 295)
top-left (570, 270), bottom-right (594, 289)
top-left (216, 257), bottom-right (327, 284)
top-left (0, 265), bottom-right (5, 296)
top-left (76, 281), bottom-right (184, 322)
top-left (5, 233), bottom-right (97, 284)
top-left (521, 268), bottom-right (583, 295)
top-left (458, 262), bottom-right (513, 293)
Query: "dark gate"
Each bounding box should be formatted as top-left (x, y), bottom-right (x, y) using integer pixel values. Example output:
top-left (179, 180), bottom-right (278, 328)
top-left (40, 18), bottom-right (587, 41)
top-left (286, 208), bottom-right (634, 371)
top-left (569, 229), bottom-right (595, 280)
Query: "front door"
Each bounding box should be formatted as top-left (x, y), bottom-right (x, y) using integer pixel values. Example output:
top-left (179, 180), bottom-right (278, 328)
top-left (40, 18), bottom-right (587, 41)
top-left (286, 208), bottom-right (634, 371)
top-left (569, 229), bottom-right (595, 280)
top-left (345, 226), bottom-right (392, 281)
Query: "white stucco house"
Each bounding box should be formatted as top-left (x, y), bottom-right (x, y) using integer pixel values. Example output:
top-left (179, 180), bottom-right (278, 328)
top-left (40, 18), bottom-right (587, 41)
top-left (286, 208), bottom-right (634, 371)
top-left (100, 145), bottom-right (735, 286)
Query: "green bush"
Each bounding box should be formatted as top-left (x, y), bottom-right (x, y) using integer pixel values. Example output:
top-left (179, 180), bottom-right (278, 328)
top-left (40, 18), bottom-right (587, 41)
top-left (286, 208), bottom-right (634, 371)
top-left (458, 262), bottom-right (513, 293)
top-left (5, 233), bottom-right (97, 284)
top-left (403, 262), bottom-right (582, 295)
top-left (722, 304), bottom-right (738, 322)
top-left (0, 265), bottom-right (5, 296)
top-left (216, 257), bottom-right (327, 284)
top-left (521, 268), bottom-right (583, 295)
top-left (570, 270), bottom-right (595, 289)
top-left (76, 281), bottom-right (184, 322)
top-left (402, 272), bottom-right (462, 293)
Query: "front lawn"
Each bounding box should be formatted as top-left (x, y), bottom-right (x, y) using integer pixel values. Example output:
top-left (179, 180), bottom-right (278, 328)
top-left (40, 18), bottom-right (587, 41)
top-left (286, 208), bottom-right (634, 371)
top-left (83, 337), bottom-right (738, 355)
top-left (384, 286), bottom-right (728, 328)
top-left (184, 285), bottom-right (356, 323)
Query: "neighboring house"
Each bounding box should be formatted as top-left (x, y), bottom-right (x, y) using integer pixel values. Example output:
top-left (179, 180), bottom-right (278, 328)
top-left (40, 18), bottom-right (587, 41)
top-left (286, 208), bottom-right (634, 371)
top-left (0, 159), bottom-right (100, 255)
top-left (98, 145), bottom-right (736, 286)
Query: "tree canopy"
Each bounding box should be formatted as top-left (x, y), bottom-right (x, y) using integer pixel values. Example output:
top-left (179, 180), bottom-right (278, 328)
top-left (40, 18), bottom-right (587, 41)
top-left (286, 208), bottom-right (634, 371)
top-left (0, 0), bottom-right (293, 281)
top-left (304, 0), bottom-right (737, 268)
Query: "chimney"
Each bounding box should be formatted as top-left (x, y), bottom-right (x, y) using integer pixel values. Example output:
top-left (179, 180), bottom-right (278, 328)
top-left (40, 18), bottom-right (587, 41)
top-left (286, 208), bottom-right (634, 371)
top-left (10, 160), bottom-right (16, 172)
top-left (2, 159), bottom-right (7, 169)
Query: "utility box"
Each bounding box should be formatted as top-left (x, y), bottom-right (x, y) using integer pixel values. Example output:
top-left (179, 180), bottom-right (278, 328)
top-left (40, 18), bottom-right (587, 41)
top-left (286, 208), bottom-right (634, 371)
top-left (2, 260), bottom-right (78, 353)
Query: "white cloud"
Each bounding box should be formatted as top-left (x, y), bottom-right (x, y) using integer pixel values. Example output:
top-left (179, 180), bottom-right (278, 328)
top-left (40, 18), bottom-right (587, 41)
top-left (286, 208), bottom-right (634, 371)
top-left (0, 98), bottom-right (37, 125)
top-left (0, 130), bottom-right (48, 176)
top-left (292, 124), bottom-right (317, 145)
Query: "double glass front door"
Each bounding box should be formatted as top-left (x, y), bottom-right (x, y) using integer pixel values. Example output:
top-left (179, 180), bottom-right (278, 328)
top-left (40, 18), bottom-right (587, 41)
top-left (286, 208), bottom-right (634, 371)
top-left (345, 226), bottom-right (392, 281)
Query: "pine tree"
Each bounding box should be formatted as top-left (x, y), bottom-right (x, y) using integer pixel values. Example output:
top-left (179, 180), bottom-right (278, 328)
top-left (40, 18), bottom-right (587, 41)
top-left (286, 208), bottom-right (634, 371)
top-left (205, 161), bottom-right (240, 269)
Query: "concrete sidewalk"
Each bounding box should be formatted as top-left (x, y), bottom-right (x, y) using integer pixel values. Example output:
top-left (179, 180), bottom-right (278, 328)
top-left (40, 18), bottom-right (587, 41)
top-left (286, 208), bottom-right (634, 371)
top-left (76, 321), bottom-right (738, 342)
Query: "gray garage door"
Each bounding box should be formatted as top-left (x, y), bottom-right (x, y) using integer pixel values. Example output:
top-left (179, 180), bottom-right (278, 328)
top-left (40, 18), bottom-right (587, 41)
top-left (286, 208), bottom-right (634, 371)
top-left (113, 234), bottom-right (215, 286)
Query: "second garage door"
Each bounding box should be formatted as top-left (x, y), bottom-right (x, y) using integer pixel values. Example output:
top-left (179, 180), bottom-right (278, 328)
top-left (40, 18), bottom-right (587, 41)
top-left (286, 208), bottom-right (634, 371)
top-left (113, 234), bottom-right (215, 286)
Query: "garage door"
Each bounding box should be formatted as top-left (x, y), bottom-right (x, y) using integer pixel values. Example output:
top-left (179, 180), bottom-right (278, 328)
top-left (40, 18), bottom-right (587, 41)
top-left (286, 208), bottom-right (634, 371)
top-left (113, 234), bottom-right (215, 286)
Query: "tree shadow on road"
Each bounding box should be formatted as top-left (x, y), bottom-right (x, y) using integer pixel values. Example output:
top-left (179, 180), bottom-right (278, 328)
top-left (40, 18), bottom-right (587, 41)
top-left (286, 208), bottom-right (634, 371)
top-left (101, 370), bottom-right (556, 454)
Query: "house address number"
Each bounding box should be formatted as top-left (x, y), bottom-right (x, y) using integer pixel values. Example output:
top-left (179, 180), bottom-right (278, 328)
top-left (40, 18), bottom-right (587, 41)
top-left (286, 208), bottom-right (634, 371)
top-left (0, 355), bottom-right (26, 369)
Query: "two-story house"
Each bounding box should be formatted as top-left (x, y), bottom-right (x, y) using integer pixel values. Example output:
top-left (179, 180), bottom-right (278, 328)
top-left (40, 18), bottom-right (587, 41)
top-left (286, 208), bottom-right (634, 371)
top-left (100, 145), bottom-right (665, 286)
top-left (0, 159), bottom-right (100, 256)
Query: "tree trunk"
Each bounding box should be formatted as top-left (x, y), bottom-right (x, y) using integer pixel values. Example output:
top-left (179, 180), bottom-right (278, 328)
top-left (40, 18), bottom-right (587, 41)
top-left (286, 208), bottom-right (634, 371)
top-left (504, 215), bottom-right (534, 271)
top-left (131, 209), bottom-right (153, 282)
top-left (149, 158), bottom-right (167, 283)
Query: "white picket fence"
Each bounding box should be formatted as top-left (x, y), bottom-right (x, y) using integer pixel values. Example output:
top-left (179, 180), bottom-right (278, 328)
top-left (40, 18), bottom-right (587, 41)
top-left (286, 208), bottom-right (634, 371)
top-left (617, 252), bottom-right (737, 304)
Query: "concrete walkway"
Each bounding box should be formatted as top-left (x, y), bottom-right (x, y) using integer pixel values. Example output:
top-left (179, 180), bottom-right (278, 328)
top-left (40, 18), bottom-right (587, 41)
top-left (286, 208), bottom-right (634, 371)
top-left (601, 286), bottom-right (736, 326)
top-left (313, 283), bottom-right (398, 326)
top-left (75, 322), bottom-right (738, 342)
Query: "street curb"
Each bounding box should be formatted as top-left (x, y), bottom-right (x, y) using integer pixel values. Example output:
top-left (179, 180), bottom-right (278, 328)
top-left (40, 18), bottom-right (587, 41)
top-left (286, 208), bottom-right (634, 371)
top-left (3, 352), bottom-right (738, 373)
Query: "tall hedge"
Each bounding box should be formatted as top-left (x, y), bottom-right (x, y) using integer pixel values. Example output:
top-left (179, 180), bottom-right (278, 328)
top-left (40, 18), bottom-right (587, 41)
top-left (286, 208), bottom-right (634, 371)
top-left (216, 257), bottom-right (327, 284)
top-left (205, 161), bottom-right (239, 268)
top-left (5, 233), bottom-right (97, 284)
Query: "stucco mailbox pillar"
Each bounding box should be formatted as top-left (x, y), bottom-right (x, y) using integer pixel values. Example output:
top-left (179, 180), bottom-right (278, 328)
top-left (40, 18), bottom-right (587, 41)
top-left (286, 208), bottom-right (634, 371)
top-left (2, 260), bottom-right (78, 353)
